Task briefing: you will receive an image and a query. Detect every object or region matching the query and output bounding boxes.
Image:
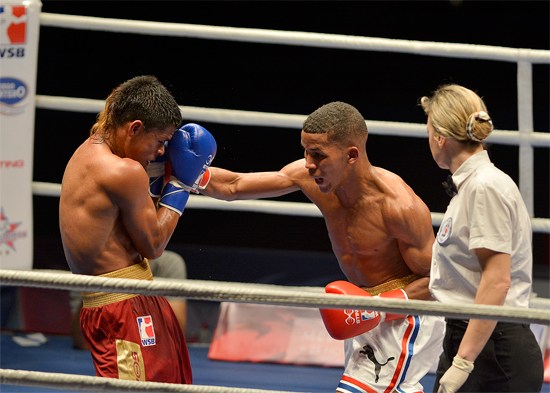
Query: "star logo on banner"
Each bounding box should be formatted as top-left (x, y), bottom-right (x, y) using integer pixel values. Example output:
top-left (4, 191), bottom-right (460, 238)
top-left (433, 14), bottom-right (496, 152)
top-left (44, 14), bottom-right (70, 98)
top-left (0, 208), bottom-right (27, 250)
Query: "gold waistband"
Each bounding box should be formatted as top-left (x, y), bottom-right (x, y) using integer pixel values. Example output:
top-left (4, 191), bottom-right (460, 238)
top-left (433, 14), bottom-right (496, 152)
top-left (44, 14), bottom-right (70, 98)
top-left (361, 273), bottom-right (422, 296)
top-left (82, 259), bottom-right (153, 308)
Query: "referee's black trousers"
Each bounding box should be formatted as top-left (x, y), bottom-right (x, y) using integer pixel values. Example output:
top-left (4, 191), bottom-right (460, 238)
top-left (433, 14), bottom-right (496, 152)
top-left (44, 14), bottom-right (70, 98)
top-left (433, 319), bottom-right (544, 393)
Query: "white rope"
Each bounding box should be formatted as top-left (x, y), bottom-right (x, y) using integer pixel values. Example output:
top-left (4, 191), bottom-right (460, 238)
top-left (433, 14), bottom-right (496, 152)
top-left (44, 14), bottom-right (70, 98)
top-left (18, 13), bottom-right (548, 393)
top-left (531, 296), bottom-right (550, 310)
top-left (30, 182), bottom-right (550, 234)
top-left (34, 95), bottom-right (550, 147)
top-left (34, 14), bottom-right (549, 234)
top-left (29, 269), bottom-right (550, 310)
top-left (32, 181), bottom-right (61, 197)
top-left (39, 13), bottom-right (550, 64)
top-left (0, 369), bottom-right (302, 393)
top-left (0, 269), bottom-right (548, 325)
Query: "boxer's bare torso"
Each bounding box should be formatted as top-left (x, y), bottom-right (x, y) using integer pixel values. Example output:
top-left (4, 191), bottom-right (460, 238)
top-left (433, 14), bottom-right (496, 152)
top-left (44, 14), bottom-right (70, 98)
top-left (60, 126), bottom-right (177, 276)
top-left (203, 132), bottom-right (434, 299)
top-left (301, 164), bottom-right (430, 287)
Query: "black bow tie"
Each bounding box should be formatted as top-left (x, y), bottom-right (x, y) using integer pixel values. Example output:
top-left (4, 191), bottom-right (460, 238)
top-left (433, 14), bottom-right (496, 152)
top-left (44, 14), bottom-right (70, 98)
top-left (442, 175), bottom-right (457, 197)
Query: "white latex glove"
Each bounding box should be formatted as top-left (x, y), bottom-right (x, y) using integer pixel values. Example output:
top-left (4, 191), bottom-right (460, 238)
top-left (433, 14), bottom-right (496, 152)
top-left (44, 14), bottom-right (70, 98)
top-left (438, 355), bottom-right (474, 393)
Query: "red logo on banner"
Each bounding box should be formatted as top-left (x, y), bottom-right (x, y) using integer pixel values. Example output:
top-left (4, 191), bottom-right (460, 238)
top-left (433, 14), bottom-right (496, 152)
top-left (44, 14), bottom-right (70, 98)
top-left (0, 159), bottom-right (24, 168)
top-left (0, 5), bottom-right (26, 44)
top-left (0, 208), bottom-right (27, 250)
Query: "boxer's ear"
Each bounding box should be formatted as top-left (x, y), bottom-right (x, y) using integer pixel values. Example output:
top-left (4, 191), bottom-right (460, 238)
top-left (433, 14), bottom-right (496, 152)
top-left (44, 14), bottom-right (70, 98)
top-left (347, 146), bottom-right (359, 164)
top-left (128, 120), bottom-right (144, 136)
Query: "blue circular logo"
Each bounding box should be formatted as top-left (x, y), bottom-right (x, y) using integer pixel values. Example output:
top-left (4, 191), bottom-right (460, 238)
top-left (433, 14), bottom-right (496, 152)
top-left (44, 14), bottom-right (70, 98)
top-left (0, 77), bottom-right (28, 105)
top-left (437, 217), bottom-right (452, 244)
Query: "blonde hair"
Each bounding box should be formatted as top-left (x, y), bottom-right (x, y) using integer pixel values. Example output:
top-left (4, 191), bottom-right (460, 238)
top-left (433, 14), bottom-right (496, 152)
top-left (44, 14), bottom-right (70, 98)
top-left (420, 84), bottom-right (493, 143)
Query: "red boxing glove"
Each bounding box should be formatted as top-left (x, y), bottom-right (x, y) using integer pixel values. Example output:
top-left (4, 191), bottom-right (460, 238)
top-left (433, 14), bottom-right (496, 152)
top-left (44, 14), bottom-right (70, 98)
top-left (191, 167), bottom-right (211, 194)
top-left (319, 281), bottom-right (381, 340)
top-left (377, 289), bottom-right (408, 322)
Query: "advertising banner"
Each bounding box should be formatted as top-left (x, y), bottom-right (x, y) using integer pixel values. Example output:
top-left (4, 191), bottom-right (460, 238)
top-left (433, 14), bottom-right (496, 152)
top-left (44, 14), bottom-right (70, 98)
top-left (0, 0), bottom-right (42, 270)
top-left (208, 302), bottom-right (345, 367)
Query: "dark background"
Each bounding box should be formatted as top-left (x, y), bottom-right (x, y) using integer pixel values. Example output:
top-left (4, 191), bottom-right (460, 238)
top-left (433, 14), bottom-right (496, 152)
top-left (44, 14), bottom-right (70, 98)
top-left (32, 1), bottom-right (549, 285)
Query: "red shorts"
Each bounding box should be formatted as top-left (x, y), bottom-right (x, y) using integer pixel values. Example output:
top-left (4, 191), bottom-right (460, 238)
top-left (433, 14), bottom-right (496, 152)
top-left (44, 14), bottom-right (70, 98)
top-left (80, 294), bottom-right (192, 384)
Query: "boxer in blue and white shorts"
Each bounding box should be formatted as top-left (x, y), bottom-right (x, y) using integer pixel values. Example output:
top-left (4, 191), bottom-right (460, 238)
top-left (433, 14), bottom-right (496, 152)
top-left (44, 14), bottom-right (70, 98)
top-left (340, 312), bottom-right (444, 393)
top-left (320, 276), bottom-right (444, 393)
top-left (201, 102), bottom-right (445, 392)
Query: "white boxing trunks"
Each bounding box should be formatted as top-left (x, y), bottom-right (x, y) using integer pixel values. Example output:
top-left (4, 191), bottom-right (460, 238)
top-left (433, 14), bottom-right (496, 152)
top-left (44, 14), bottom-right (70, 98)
top-left (336, 275), bottom-right (445, 393)
top-left (338, 315), bottom-right (444, 393)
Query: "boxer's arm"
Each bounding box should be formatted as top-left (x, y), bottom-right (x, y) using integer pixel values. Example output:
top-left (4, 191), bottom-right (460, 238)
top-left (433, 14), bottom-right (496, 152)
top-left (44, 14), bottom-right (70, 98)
top-left (386, 193), bottom-right (435, 301)
top-left (201, 159), bottom-right (305, 201)
top-left (402, 277), bottom-right (431, 301)
top-left (108, 158), bottom-right (178, 260)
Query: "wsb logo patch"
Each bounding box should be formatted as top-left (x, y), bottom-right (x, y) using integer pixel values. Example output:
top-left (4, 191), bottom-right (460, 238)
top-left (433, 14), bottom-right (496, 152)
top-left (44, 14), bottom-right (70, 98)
top-left (136, 316), bottom-right (156, 347)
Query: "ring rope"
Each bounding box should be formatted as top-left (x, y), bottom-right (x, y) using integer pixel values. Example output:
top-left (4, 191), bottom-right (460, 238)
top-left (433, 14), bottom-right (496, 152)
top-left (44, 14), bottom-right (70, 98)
top-left (58, 271), bottom-right (550, 311)
top-left (0, 369), bottom-right (303, 393)
top-left (15, 12), bottom-right (547, 393)
top-left (1, 269), bottom-right (548, 325)
top-left (39, 13), bottom-right (550, 64)
top-left (30, 182), bottom-right (550, 234)
top-left (34, 95), bottom-right (550, 147)
top-left (34, 13), bottom-right (550, 230)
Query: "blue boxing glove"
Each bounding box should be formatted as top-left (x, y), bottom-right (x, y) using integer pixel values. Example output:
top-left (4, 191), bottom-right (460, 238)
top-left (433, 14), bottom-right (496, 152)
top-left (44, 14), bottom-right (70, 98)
top-left (145, 142), bottom-right (169, 198)
top-left (168, 123), bottom-right (217, 191)
top-left (158, 123), bottom-right (217, 215)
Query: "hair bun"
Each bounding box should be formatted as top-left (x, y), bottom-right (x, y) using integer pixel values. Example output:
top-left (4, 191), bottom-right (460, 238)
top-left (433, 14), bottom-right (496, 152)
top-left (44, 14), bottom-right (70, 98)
top-left (466, 111), bottom-right (493, 142)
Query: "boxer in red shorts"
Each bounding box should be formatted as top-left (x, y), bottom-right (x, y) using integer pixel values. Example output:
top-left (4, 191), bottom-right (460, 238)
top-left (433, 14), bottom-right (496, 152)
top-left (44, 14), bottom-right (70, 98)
top-left (59, 76), bottom-right (216, 384)
top-left (80, 260), bottom-right (192, 383)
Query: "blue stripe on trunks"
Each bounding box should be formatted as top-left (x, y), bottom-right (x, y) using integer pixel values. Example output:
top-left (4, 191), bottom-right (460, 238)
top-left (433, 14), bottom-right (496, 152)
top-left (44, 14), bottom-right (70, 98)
top-left (396, 315), bottom-right (421, 393)
top-left (337, 380), bottom-right (366, 393)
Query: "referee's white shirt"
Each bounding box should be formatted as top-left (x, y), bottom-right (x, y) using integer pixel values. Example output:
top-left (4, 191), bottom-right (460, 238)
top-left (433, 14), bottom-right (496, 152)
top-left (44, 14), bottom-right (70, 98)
top-left (429, 150), bottom-right (532, 309)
